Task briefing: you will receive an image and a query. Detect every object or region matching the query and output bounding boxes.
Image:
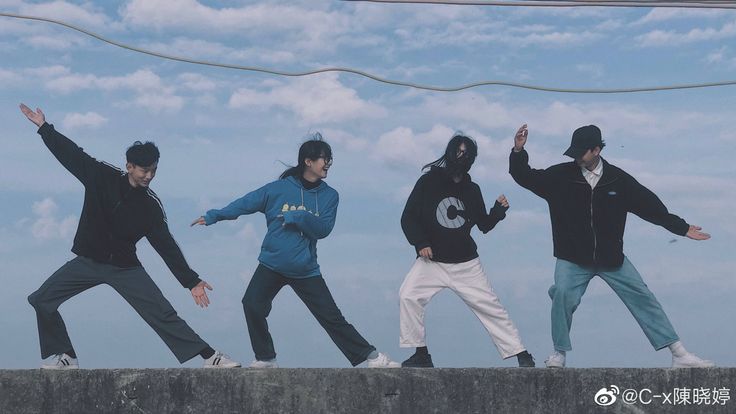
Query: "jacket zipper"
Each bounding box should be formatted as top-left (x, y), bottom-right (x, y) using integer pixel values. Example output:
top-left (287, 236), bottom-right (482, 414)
top-left (108, 187), bottom-right (132, 261)
top-left (590, 186), bottom-right (597, 264)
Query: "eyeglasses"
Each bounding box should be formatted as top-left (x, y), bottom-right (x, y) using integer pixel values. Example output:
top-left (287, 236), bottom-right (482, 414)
top-left (319, 156), bottom-right (333, 164)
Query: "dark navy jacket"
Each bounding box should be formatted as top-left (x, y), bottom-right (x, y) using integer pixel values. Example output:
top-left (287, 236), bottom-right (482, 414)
top-left (38, 123), bottom-right (201, 289)
top-left (509, 148), bottom-right (689, 267)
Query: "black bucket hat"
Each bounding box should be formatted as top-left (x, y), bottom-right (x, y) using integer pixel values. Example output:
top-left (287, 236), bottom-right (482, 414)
top-left (564, 125), bottom-right (602, 158)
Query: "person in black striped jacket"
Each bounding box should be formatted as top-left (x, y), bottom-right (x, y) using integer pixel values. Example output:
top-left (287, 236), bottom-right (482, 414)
top-left (20, 103), bottom-right (239, 369)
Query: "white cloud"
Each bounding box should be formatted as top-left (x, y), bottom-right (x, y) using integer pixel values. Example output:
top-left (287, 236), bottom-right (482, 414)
top-left (121, 0), bottom-right (349, 51)
top-left (632, 9), bottom-right (727, 26)
top-left (23, 34), bottom-right (86, 50)
top-left (19, 1), bottom-right (111, 28)
top-left (43, 69), bottom-right (184, 113)
top-left (29, 198), bottom-right (77, 241)
top-left (62, 112), bottom-right (108, 130)
top-left (133, 94), bottom-right (184, 113)
top-left (177, 73), bottom-right (217, 92)
top-left (228, 73), bottom-right (386, 125)
top-left (145, 38), bottom-right (297, 65)
top-left (419, 92), bottom-right (520, 131)
top-left (636, 20), bottom-right (736, 47)
top-left (320, 128), bottom-right (369, 153)
top-left (706, 47), bottom-right (727, 64)
top-left (373, 124), bottom-right (455, 171)
top-left (396, 18), bottom-right (600, 49)
top-left (0, 68), bottom-right (21, 85)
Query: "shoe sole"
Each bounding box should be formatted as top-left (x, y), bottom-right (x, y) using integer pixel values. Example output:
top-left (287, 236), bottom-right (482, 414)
top-left (203, 364), bottom-right (241, 369)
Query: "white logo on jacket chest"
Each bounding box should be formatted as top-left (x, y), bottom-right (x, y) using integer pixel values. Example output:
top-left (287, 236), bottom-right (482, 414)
top-left (436, 197), bottom-right (465, 229)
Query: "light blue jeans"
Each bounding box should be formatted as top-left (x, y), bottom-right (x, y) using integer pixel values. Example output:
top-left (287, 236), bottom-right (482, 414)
top-left (549, 257), bottom-right (679, 352)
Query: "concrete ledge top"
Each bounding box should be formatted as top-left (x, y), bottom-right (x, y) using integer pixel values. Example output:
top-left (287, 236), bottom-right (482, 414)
top-left (1, 368), bottom-right (734, 413)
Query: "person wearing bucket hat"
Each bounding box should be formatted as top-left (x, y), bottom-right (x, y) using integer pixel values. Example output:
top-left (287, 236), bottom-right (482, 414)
top-left (508, 123), bottom-right (714, 369)
top-left (563, 125), bottom-right (603, 159)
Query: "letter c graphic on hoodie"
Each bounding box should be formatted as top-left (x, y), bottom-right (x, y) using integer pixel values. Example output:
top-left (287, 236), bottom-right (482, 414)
top-left (436, 197), bottom-right (466, 229)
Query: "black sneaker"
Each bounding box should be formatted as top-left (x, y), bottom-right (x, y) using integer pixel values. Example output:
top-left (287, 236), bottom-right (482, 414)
top-left (516, 351), bottom-right (535, 368)
top-left (401, 352), bottom-right (434, 368)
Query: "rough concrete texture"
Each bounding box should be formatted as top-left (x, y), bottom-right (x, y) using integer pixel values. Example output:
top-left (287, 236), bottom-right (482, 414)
top-left (0, 368), bottom-right (733, 413)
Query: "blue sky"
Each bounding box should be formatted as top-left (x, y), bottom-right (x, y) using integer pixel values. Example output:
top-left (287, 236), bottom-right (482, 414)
top-left (1, 0), bottom-right (734, 368)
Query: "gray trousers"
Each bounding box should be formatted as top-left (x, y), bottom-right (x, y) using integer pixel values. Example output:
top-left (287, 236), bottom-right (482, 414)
top-left (27, 256), bottom-right (209, 363)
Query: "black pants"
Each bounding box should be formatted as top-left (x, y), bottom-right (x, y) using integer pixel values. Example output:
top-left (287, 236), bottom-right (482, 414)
top-left (243, 264), bottom-right (376, 366)
top-left (27, 256), bottom-right (210, 363)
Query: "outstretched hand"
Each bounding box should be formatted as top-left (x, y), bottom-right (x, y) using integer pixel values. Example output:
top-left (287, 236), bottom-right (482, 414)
top-left (191, 280), bottom-right (213, 308)
top-left (190, 216), bottom-right (206, 226)
top-left (20, 103), bottom-right (45, 127)
top-left (514, 124), bottom-right (528, 152)
top-left (686, 225), bottom-right (710, 241)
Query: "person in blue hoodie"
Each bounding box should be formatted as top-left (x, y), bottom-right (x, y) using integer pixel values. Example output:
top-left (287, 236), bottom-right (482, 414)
top-left (192, 135), bottom-right (400, 368)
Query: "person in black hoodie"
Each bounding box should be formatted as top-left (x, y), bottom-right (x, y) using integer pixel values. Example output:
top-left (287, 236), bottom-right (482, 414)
top-left (20, 104), bottom-right (239, 369)
top-left (509, 123), bottom-right (714, 368)
top-left (399, 133), bottom-right (534, 368)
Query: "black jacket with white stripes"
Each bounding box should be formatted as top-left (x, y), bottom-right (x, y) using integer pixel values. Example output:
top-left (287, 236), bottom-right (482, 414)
top-left (37, 123), bottom-right (202, 289)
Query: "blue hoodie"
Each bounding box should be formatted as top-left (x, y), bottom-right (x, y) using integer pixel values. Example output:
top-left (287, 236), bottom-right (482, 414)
top-left (204, 176), bottom-right (338, 278)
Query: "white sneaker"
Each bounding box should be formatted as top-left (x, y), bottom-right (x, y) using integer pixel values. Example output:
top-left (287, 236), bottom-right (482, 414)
top-left (672, 352), bottom-right (715, 368)
top-left (248, 359), bottom-right (279, 369)
top-left (41, 353), bottom-right (78, 370)
top-left (366, 352), bottom-right (401, 368)
top-left (202, 351), bottom-right (241, 368)
top-left (544, 352), bottom-right (566, 368)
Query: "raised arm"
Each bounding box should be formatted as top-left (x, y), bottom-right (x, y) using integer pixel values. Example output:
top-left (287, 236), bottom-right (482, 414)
top-left (476, 192), bottom-right (510, 234)
top-left (20, 103), bottom-right (99, 186)
top-left (508, 124), bottom-right (551, 199)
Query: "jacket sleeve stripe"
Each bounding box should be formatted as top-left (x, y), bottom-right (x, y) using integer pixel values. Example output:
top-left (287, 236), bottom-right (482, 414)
top-left (146, 188), bottom-right (167, 223)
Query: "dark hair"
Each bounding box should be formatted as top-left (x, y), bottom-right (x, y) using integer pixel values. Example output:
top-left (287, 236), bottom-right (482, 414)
top-left (126, 141), bottom-right (160, 167)
top-left (422, 133), bottom-right (478, 173)
top-left (279, 133), bottom-right (333, 179)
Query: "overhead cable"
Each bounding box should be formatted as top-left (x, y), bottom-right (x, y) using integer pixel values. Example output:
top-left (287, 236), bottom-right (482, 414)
top-left (342, 0), bottom-right (736, 8)
top-left (2, 12), bottom-right (735, 94)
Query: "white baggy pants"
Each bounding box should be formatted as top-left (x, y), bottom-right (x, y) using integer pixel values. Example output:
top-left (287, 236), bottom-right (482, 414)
top-left (399, 257), bottom-right (526, 359)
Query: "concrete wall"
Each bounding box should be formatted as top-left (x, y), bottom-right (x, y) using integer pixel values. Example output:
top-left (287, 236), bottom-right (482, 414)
top-left (0, 368), bottom-right (733, 413)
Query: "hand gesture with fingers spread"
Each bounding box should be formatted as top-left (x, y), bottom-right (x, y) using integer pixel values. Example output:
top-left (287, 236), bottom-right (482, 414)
top-left (191, 280), bottom-right (213, 308)
top-left (686, 225), bottom-right (710, 241)
top-left (514, 124), bottom-right (528, 152)
top-left (19, 103), bottom-right (45, 127)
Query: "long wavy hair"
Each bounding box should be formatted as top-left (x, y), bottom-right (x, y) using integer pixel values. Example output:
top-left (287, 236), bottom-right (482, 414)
top-left (422, 133), bottom-right (478, 175)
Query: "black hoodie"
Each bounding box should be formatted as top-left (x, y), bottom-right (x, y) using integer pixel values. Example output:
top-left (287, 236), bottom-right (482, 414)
top-left (509, 148), bottom-right (689, 267)
top-left (401, 166), bottom-right (508, 264)
top-left (37, 123), bottom-right (201, 289)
